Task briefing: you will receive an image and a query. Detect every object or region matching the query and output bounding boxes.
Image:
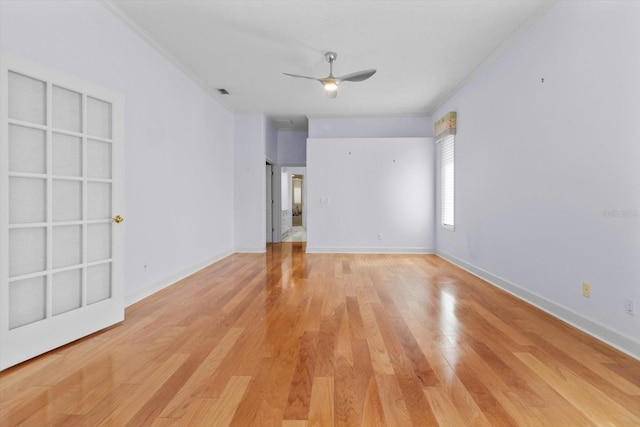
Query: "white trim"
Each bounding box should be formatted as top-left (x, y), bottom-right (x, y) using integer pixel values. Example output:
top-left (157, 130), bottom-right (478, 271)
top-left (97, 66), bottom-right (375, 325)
top-left (436, 250), bottom-right (640, 361)
top-left (279, 163), bottom-right (307, 168)
top-left (0, 50), bottom-right (10, 369)
top-left (306, 113), bottom-right (431, 120)
top-left (234, 247), bottom-right (266, 253)
top-left (271, 165), bottom-right (282, 243)
top-left (306, 247), bottom-right (435, 254)
top-left (125, 250), bottom-right (233, 307)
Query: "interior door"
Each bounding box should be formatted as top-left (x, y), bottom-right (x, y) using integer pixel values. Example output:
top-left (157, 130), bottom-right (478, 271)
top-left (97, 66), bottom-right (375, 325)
top-left (0, 52), bottom-right (124, 370)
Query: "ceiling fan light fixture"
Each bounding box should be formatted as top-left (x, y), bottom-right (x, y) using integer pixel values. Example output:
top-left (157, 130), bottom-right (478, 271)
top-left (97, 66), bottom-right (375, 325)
top-left (323, 81), bottom-right (338, 91)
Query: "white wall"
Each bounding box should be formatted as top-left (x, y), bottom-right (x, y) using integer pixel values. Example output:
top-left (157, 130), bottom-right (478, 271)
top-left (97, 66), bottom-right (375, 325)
top-left (234, 114), bottom-right (266, 252)
top-left (434, 1), bottom-right (640, 357)
top-left (281, 170), bottom-right (290, 210)
top-left (265, 118), bottom-right (278, 163)
top-left (309, 116), bottom-right (432, 138)
top-left (307, 138), bottom-right (434, 253)
top-left (277, 130), bottom-right (307, 165)
top-left (0, 0), bottom-right (235, 304)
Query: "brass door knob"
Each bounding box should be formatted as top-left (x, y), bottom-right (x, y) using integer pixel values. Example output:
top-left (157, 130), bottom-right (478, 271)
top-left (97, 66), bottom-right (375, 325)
top-left (112, 215), bottom-right (124, 223)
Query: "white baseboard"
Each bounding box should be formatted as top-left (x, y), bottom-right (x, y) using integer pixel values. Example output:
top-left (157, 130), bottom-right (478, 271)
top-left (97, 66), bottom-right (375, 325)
top-left (234, 247), bottom-right (266, 253)
top-left (306, 247), bottom-right (435, 254)
top-left (125, 250), bottom-right (233, 307)
top-left (436, 250), bottom-right (640, 361)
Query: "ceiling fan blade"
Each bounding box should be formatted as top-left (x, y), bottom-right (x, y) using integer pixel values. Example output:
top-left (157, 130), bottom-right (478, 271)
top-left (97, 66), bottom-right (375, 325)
top-left (284, 53), bottom-right (373, 99)
top-left (337, 69), bottom-right (376, 83)
top-left (283, 72), bottom-right (322, 82)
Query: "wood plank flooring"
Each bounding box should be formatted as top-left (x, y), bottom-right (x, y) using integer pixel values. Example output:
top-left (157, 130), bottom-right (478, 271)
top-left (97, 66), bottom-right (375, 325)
top-left (1, 243), bottom-right (639, 426)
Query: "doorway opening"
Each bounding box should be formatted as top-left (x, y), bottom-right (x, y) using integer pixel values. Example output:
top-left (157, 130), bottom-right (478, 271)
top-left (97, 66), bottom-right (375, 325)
top-left (281, 168), bottom-right (306, 242)
top-left (292, 175), bottom-right (303, 226)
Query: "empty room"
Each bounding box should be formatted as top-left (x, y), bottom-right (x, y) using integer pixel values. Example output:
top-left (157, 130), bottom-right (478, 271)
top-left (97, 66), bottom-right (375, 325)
top-left (0, 0), bottom-right (638, 426)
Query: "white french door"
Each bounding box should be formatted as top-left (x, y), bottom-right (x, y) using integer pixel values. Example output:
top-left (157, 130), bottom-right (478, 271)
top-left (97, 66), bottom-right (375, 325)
top-left (0, 52), bottom-right (124, 370)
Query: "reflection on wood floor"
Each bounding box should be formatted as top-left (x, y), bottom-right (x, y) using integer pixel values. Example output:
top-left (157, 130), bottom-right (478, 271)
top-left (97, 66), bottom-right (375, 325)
top-left (282, 226), bottom-right (306, 242)
top-left (1, 244), bottom-right (639, 426)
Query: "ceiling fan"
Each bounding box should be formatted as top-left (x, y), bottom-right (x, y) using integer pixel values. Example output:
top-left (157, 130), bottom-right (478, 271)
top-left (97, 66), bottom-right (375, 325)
top-left (284, 52), bottom-right (376, 98)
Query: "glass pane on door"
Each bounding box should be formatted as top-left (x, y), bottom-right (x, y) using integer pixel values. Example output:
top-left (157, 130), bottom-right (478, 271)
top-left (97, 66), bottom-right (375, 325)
top-left (88, 223), bottom-right (111, 262)
top-left (52, 269), bottom-right (82, 316)
top-left (87, 182), bottom-right (111, 220)
top-left (9, 276), bottom-right (47, 329)
top-left (9, 177), bottom-right (46, 224)
top-left (87, 263), bottom-right (111, 304)
top-left (87, 97), bottom-right (112, 139)
top-left (9, 125), bottom-right (46, 174)
top-left (9, 228), bottom-right (47, 277)
top-left (8, 72), bottom-right (46, 125)
top-left (52, 133), bottom-right (82, 177)
top-left (87, 140), bottom-right (112, 179)
top-left (52, 86), bottom-right (82, 132)
top-left (53, 225), bottom-right (82, 268)
top-left (53, 180), bottom-right (82, 222)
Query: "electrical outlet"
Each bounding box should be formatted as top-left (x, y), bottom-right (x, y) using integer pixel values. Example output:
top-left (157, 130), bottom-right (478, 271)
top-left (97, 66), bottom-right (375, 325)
top-left (624, 298), bottom-right (635, 316)
top-left (582, 282), bottom-right (591, 298)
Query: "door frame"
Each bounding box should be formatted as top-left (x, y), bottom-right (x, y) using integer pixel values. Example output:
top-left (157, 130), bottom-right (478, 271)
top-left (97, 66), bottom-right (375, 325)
top-left (265, 159), bottom-right (282, 244)
top-left (265, 162), bottom-right (272, 243)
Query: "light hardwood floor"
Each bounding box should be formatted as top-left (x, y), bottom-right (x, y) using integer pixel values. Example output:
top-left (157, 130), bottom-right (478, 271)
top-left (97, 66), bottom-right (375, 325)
top-left (1, 243), bottom-right (639, 426)
top-left (282, 227), bottom-right (307, 243)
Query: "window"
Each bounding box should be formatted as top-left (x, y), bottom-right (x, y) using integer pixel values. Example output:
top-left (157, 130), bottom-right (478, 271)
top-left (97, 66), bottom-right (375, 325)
top-left (440, 135), bottom-right (455, 229)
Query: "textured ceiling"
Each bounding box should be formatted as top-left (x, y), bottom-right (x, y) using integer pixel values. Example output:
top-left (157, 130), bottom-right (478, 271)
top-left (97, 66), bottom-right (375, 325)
top-left (105, 0), bottom-right (554, 129)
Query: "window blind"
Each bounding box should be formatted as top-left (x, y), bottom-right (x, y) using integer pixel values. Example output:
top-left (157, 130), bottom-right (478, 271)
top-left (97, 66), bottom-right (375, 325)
top-left (441, 135), bottom-right (455, 228)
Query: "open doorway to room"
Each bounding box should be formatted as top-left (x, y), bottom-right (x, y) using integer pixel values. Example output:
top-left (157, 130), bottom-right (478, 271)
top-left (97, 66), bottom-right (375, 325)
top-left (292, 175), bottom-right (303, 226)
top-left (281, 167), bottom-right (306, 242)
